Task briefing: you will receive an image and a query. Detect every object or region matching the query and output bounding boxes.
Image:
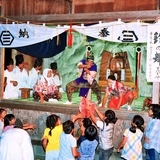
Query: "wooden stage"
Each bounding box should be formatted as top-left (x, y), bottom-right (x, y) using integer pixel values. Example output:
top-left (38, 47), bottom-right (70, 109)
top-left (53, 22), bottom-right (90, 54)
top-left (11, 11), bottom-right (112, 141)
top-left (0, 98), bottom-right (149, 122)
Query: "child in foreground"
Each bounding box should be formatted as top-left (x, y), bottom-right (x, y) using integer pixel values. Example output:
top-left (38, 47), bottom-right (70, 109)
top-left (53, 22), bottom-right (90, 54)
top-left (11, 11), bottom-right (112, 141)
top-left (42, 114), bottom-right (62, 160)
top-left (143, 104), bottom-right (160, 160)
top-left (3, 114), bottom-right (35, 131)
top-left (77, 125), bottom-right (98, 160)
top-left (3, 114), bottom-right (16, 132)
top-left (117, 115), bottom-right (144, 160)
top-left (76, 118), bottom-right (92, 139)
top-left (58, 120), bottom-right (80, 160)
top-left (86, 105), bottom-right (117, 160)
top-left (0, 108), bottom-right (7, 137)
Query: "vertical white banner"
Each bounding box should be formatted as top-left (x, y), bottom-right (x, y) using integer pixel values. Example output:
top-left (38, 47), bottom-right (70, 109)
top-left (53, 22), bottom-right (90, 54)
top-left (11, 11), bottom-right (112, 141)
top-left (146, 25), bottom-right (160, 82)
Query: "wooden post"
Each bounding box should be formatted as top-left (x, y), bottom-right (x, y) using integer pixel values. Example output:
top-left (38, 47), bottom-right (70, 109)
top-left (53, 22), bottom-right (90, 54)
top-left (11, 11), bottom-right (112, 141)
top-left (152, 82), bottom-right (160, 104)
top-left (156, 0), bottom-right (160, 10)
top-left (0, 48), bottom-right (5, 99)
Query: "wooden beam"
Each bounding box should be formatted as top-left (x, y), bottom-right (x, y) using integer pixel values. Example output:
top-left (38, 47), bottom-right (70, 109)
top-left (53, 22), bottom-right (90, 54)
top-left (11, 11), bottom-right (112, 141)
top-left (2, 10), bottom-right (160, 24)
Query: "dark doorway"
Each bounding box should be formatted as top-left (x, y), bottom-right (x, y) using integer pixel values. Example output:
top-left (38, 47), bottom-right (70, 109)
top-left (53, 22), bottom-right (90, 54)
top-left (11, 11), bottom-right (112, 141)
top-left (5, 48), bottom-right (12, 69)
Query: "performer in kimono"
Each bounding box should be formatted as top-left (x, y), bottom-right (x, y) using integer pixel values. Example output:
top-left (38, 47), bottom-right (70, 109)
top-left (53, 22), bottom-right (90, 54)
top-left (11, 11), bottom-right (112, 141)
top-left (101, 75), bottom-right (134, 110)
top-left (33, 68), bottom-right (61, 102)
top-left (3, 58), bottom-right (18, 99)
top-left (64, 53), bottom-right (101, 105)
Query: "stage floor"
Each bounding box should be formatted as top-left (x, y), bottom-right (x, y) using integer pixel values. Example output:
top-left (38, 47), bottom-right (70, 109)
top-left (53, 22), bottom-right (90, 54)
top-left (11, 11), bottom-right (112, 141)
top-left (10, 92), bottom-right (147, 112)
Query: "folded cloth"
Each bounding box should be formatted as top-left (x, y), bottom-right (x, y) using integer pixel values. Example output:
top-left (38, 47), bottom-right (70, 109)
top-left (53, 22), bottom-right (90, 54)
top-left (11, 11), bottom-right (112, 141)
top-left (48, 98), bottom-right (58, 103)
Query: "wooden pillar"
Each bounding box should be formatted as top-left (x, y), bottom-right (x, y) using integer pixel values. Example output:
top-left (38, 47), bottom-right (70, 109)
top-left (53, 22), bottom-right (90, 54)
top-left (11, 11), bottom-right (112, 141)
top-left (0, 48), bottom-right (5, 99)
top-left (152, 82), bottom-right (160, 104)
top-left (156, 0), bottom-right (160, 10)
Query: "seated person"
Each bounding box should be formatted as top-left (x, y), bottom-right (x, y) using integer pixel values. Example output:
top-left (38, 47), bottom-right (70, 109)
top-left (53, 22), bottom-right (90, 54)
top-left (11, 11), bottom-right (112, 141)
top-left (33, 68), bottom-right (61, 102)
top-left (13, 54), bottom-right (30, 97)
top-left (3, 58), bottom-right (18, 99)
top-left (50, 62), bottom-right (64, 93)
top-left (29, 58), bottom-right (43, 88)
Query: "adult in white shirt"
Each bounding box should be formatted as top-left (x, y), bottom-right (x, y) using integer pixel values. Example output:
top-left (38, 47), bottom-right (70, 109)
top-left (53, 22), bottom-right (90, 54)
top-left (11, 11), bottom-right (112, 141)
top-left (3, 58), bottom-right (18, 99)
top-left (13, 54), bottom-right (30, 97)
top-left (29, 58), bottom-right (43, 88)
top-left (50, 62), bottom-right (64, 93)
top-left (0, 127), bottom-right (34, 160)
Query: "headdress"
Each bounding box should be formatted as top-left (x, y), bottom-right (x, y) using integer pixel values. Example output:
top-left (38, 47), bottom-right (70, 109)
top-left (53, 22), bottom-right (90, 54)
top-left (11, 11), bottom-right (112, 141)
top-left (87, 53), bottom-right (94, 61)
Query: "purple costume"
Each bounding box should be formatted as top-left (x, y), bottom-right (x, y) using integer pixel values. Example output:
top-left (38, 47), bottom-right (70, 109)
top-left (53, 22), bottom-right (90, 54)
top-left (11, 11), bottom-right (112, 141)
top-left (65, 58), bottom-right (101, 104)
top-left (75, 60), bottom-right (97, 97)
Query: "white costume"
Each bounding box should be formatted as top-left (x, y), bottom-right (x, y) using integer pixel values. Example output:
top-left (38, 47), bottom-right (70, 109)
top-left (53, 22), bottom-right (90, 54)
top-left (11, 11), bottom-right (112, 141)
top-left (13, 66), bottom-right (30, 97)
top-left (0, 128), bottom-right (34, 160)
top-left (52, 74), bottom-right (64, 93)
top-left (28, 67), bottom-right (41, 88)
top-left (3, 69), bottom-right (18, 99)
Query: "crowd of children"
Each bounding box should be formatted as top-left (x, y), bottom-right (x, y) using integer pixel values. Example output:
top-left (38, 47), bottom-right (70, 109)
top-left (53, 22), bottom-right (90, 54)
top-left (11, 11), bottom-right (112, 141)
top-left (0, 102), bottom-right (160, 160)
top-left (40, 102), bottom-right (160, 160)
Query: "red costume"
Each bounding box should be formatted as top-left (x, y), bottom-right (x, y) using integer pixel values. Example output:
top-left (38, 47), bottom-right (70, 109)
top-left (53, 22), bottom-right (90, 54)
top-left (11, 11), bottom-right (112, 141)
top-left (106, 81), bottom-right (134, 110)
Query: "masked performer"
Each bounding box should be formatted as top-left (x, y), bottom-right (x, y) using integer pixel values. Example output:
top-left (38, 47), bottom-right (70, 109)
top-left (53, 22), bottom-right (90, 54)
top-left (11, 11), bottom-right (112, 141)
top-left (64, 53), bottom-right (101, 105)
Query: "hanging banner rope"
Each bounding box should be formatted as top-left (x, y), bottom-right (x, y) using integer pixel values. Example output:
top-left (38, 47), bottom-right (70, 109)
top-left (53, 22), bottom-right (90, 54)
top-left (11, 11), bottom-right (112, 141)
top-left (67, 21), bottom-right (73, 47)
top-left (0, 21), bottom-right (159, 48)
